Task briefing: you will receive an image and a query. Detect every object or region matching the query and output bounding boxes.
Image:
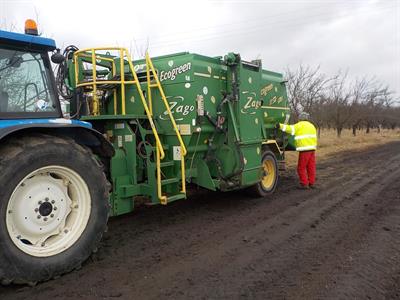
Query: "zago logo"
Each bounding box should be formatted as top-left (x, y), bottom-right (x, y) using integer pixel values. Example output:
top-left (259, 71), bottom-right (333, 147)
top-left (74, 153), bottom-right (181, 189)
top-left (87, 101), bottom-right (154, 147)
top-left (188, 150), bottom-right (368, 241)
top-left (159, 62), bottom-right (192, 82)
top-left (241, 91), bottom-right (262, 115)
top-left (159, 96), bottom-right (195, 121)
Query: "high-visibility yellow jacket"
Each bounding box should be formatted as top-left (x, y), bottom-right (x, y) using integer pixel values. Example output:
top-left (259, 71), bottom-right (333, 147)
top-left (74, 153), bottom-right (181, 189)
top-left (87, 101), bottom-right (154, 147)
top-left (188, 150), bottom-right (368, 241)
top-left (279, 121), bottom-right (317, 151)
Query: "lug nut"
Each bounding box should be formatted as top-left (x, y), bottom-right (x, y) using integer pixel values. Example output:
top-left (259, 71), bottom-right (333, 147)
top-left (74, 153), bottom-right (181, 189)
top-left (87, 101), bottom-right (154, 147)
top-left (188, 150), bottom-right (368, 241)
top-left (54, 207), bottom-right (57, 211)
top-left (38, 201), bottom-right (43, 205)
top-left (45, 197), bottom-right (49, 202)
top-left (64, 229), bottom-right (68, 234)
top-left (50, 214), bottom-right (54, 218)
top-left (51, 200), bottom-right (55, 204)
top-left (34, 208), bottom-right (39, 212)
top-left (44, 217), bottom-right (48, 221)
top-left (37, 215), bottom-right (41, 219)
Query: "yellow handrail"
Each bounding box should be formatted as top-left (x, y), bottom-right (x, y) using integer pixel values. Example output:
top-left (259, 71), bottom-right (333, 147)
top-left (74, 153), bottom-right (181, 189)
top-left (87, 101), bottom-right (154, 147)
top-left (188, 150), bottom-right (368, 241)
top-left (156, 147), bottom-right (168, 204)
top-left (146, 57), bottom-right (153, 116)
top-left (180, 154), bottom-right (186, 194)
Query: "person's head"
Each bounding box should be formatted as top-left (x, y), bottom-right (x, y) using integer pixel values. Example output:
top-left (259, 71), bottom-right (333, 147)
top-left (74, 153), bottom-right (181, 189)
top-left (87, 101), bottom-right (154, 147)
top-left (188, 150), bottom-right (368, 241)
top-left (298, 112), bottom-right (310, 121)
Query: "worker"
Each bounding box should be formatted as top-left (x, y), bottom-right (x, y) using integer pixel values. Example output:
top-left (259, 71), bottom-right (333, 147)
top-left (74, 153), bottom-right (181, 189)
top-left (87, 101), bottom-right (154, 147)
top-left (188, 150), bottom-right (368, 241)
top-left (276, 112), bottom-right (317, 189)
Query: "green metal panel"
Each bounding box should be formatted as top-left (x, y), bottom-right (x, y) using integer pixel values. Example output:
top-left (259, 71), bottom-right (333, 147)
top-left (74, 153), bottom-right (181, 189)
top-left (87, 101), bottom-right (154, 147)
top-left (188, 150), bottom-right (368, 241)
top-left (108, 121), bottom-right (138, 216)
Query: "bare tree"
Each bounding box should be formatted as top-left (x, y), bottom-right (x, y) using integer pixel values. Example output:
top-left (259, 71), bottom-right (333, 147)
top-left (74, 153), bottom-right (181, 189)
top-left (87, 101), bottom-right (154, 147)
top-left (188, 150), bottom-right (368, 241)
top-left (285, 64), bottom-right (399, 137)
top-left (285, 64), bottom-right (331, 118)
top-left (324, 71), bottom-right (354, 137)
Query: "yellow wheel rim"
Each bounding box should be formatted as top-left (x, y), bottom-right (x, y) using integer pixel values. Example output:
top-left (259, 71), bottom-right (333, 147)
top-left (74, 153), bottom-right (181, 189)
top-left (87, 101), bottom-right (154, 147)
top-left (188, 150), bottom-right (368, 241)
top-left (261, 159), bottom-right (276, 190)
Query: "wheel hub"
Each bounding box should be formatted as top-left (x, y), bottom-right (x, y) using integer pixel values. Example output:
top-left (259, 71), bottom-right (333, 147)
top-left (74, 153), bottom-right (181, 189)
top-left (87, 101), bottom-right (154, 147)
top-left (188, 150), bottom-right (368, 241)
top-left (8, 173), bottom-right (70, 244)
top-left (38, 201), bottom-right (53, 217)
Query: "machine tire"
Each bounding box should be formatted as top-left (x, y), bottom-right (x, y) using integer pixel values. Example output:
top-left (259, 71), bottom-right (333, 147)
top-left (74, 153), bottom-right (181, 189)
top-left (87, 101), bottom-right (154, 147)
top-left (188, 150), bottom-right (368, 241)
top-left (249, 150), bottom-right (278, 197)
top-left (0, 134), bottom-right (109, 285)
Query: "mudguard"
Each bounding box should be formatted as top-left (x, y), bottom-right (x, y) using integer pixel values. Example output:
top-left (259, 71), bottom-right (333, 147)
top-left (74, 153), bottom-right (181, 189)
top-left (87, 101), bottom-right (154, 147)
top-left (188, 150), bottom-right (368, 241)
top-left (0, 118), bottom-right (114, 157)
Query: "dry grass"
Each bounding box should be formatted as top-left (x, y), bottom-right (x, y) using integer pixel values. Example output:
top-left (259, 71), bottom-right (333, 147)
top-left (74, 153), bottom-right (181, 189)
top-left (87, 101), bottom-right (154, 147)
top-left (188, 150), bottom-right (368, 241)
top-left (284, 128), bottom-right (400, 168)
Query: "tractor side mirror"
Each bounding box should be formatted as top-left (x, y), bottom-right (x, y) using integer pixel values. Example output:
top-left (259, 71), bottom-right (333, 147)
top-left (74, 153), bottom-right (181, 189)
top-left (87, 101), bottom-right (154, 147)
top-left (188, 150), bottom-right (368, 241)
top-left (51, 50), bottom-right (65, 64)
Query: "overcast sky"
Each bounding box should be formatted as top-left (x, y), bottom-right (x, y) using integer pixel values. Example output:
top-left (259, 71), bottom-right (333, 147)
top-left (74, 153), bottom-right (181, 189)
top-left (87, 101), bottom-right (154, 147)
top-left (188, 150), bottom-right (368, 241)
top-left (1, 0), bottom-right (399, 98)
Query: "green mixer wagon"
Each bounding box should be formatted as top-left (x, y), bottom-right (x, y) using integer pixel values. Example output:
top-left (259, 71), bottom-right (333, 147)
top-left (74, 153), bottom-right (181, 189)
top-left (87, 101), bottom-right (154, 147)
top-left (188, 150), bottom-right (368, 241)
top-left (65, 49), bottom-right (290, 215)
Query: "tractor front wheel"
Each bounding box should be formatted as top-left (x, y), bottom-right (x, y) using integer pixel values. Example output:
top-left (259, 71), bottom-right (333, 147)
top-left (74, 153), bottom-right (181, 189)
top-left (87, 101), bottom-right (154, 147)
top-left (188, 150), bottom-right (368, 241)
top-left (0, 134), bottom-right (109, 285)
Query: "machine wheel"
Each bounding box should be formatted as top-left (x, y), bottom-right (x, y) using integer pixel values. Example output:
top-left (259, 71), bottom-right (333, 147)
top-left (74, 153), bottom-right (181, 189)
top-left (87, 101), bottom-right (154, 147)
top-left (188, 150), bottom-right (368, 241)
top-left (249, 150), bottom-right (278, 197)
top-left (0, 134), bottom-right (109, 285)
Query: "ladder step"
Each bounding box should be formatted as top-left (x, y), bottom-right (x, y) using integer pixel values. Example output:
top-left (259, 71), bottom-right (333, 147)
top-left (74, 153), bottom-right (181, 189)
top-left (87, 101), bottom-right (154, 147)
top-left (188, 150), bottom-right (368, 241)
top-left (167, 193), bottom-right (186, 202)
top-left (149, 83), bottom-right (158, 88)
top-left (160, 161), bottom-right (175, 167)
top-left (161, 178), bottom-right (180, 185)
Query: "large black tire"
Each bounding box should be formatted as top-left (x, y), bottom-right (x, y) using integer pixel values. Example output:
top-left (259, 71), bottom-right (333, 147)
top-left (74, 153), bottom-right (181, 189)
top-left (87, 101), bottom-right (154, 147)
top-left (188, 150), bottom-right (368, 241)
top-left (249, 150), bottom-right (278, 197)
top-left (0, 134), bottom-right (109, 285)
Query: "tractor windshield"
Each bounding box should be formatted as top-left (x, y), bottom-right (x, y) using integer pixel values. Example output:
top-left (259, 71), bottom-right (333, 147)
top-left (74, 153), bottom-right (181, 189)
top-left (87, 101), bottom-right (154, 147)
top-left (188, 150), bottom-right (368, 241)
top-left (0, 46), bottom-right (59, 117)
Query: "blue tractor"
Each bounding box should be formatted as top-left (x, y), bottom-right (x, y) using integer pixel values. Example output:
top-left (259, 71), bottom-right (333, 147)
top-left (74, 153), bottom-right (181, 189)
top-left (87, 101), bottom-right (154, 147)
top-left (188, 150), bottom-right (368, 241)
top-left (0, 21), bottom-right (113, 285)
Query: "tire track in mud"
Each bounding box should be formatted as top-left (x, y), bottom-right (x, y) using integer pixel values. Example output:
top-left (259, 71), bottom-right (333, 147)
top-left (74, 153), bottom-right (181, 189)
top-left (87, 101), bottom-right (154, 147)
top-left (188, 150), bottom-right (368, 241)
top-left (269, 157), bottom-right (400, 300)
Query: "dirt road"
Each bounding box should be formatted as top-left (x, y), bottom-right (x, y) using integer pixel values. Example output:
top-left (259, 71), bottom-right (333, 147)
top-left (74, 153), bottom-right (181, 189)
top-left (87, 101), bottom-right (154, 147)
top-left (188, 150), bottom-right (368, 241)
top-left (1, 141), bottom-right (400, 299)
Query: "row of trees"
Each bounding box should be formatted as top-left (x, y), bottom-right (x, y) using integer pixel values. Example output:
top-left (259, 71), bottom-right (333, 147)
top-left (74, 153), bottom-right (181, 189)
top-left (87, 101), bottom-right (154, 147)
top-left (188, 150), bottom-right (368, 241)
top-left (285, 65), bottom-right (400, 137)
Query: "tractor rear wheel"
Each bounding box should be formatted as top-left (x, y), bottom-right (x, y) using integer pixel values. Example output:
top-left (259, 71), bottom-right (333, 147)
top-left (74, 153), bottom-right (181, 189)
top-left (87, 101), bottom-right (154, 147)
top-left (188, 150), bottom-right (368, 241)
top-left (249, 150), bottom-right (278, 197)
top-left (0, 134), bottom-right (109, 285)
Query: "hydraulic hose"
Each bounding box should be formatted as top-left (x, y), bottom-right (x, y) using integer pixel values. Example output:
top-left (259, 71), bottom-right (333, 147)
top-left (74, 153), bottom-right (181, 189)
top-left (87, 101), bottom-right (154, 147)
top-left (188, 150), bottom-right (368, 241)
top-left (55, 45), bottom-right (79, 100)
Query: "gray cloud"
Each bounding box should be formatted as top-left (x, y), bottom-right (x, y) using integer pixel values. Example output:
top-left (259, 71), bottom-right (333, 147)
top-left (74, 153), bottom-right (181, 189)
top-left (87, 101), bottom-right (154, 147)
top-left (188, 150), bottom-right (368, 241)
top-left (1, 0), bottom-right (398, 97)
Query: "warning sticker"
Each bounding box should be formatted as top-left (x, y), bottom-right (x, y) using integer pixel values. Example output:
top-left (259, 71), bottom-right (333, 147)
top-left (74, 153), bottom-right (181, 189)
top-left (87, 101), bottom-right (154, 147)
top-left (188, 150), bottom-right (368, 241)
top-left (117, 136), bottom-right (123, 148)
top-left (173, 146), bottom-right (182, 161)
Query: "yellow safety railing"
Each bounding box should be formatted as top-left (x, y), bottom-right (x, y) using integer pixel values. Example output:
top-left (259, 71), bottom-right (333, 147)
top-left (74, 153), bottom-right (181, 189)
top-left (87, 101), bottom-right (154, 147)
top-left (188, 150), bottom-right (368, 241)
top-left (73, 47), bottom-right (165, 159)
top-left (73, 51), bottom-right (117, 115)
top-left (73, 48), bottom-right (187, 203)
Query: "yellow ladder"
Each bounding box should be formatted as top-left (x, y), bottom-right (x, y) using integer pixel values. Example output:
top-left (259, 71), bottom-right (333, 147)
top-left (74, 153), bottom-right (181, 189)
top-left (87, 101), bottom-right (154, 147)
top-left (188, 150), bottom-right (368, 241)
top-left (73, 48), bottom-right (187, 204)
top-left (145, 53), bottom-right (187, 204)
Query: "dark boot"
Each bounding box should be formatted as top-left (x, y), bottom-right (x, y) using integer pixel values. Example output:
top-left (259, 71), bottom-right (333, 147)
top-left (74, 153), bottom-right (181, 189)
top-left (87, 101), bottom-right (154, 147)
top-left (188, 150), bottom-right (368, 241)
top-left (297, 184), bottom-right (309, 190)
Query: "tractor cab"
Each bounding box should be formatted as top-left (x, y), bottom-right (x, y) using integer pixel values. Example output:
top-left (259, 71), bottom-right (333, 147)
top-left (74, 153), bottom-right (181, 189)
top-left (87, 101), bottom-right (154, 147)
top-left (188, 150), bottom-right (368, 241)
top-left (0, 20), bottom-right (62, 119)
